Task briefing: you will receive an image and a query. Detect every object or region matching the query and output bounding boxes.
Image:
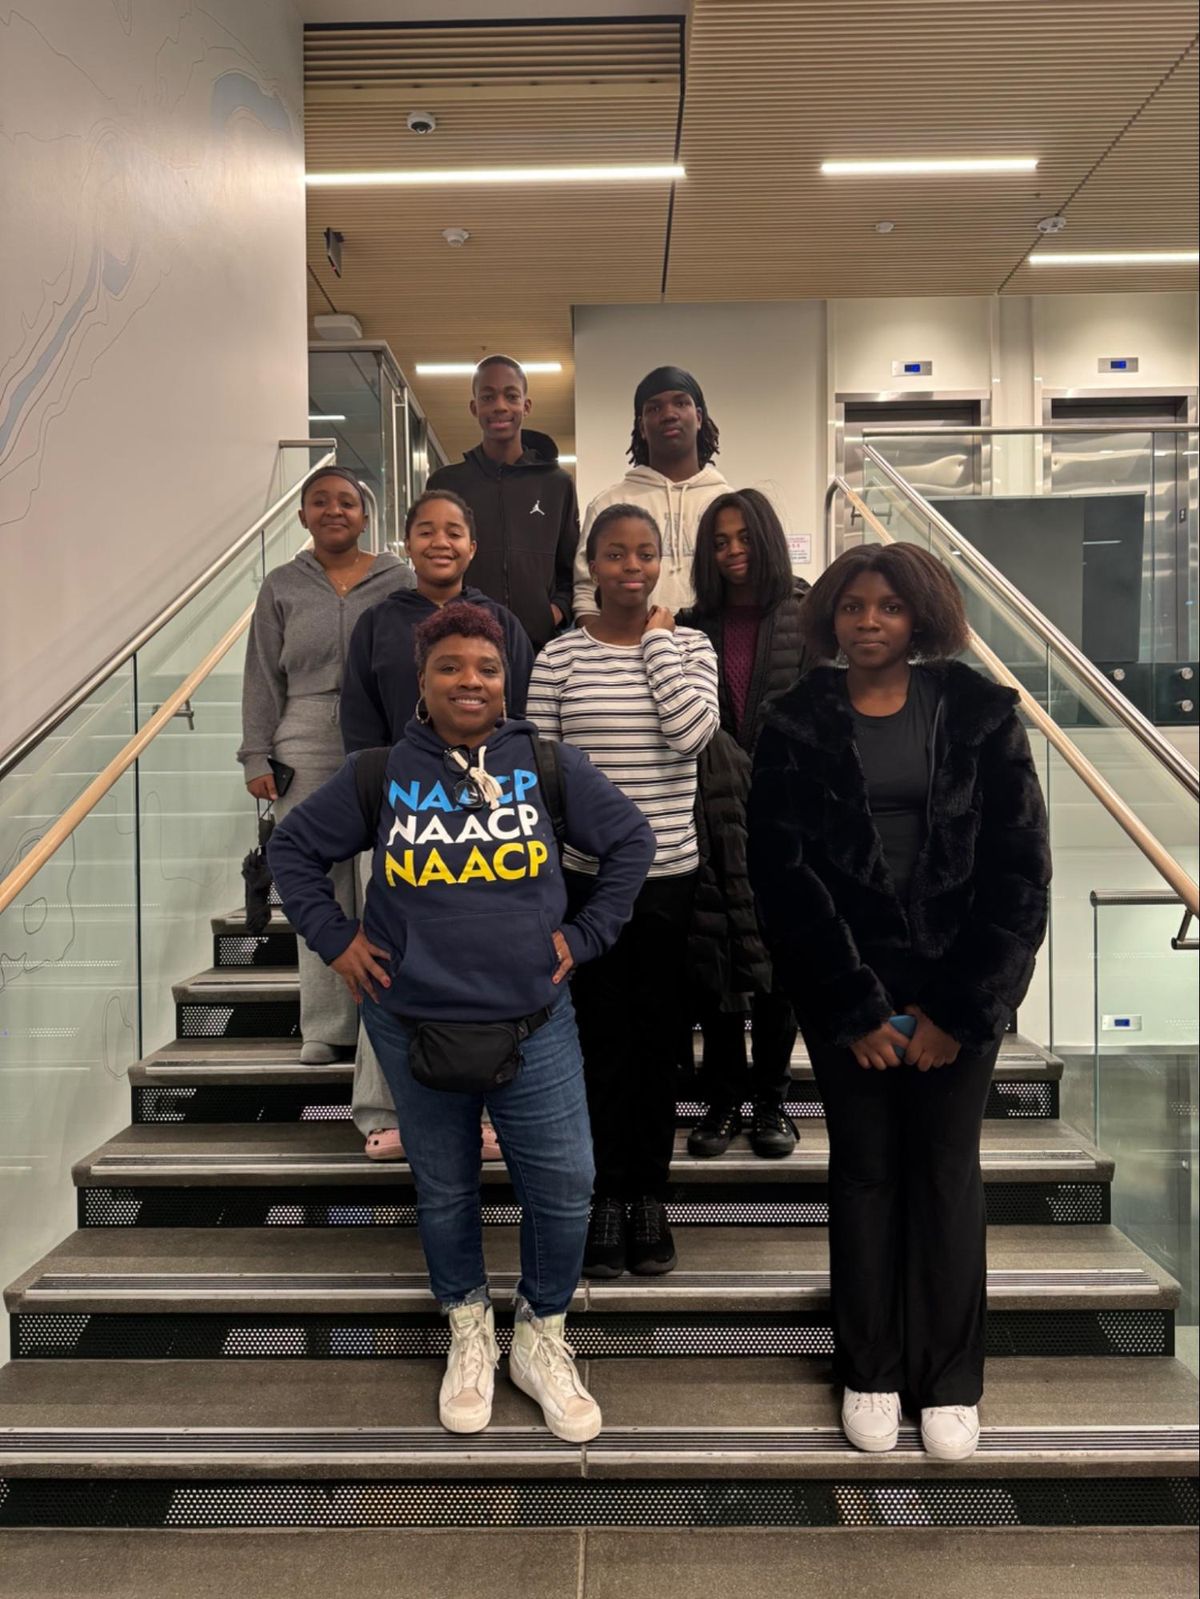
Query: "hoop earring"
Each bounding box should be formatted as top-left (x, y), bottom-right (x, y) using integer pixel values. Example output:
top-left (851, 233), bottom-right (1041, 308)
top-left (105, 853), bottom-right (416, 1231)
top-left (416, 696), bottom-right (431, 724)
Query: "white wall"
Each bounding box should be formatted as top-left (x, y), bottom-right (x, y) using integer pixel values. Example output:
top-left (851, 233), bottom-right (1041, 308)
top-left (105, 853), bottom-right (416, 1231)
top-left (1032, 291), bottom-right (1199, 393)
top-left (574, 302), bottom-right (828, 577)
top-left (829, 294), bottom-right (994, 394)
top-left (0, 0), bottom-right (308, 751)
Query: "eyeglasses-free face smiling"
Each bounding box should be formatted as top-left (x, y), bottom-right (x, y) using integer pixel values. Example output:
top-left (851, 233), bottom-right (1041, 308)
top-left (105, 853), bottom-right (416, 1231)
top-left (833, 571), bottom-right (916, 671)
top-left (300, 476), bottom-right (365, 556)
top-left (588, 517), bottom-right (661, 612)
top-left (407, 499), bottom-right (477, 594)
top-left (420, 635), bottom-right (506, 747)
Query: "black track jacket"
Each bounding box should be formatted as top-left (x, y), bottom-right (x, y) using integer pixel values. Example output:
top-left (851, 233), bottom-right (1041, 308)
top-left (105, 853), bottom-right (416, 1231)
top-left (426, 429), bottom-right (579, 650)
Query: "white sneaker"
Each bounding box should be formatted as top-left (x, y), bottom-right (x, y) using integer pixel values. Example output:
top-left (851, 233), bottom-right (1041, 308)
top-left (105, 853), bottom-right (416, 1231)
top-left (921, 1404), bottom-right (980, 1461)
top-left (841, 1389), bottom-right (901, 1452)
top-left (509, 1313), bottom-right (602, 1443)
top-left (299, 1040), bottom-right (338, 1065)
top-left (438, 1302), bottom-right (499, 1434)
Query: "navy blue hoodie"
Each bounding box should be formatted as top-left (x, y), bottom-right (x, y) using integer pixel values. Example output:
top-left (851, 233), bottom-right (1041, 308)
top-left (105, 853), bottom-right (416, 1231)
top-left (269, 717), bottom-right (655, 1022)
top-left (340, 585), bottom-right (534, 754)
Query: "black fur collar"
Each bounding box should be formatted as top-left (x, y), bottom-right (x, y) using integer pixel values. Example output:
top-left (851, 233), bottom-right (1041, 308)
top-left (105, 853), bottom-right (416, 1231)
top-left (766, 660), bottom-right (1017, 751)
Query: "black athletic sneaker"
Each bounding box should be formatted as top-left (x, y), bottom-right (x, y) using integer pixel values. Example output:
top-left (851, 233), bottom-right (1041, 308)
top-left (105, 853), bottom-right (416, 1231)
top-left (687, 1102), bottom-right (743, 1157)
top-left (627, 1195), bottom-right (677, 1275)
top-left (582, 1196), bottom-right (627, 1279)
top-left (749, 1099), bottom-right (799, 1159)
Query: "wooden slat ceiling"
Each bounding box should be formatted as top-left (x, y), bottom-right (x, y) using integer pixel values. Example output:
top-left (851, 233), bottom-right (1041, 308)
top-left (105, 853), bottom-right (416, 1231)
top-left (304, 6), bottom-right (1198, 459)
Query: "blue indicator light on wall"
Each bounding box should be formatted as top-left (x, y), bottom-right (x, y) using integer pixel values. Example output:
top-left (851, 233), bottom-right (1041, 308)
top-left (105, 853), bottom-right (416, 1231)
top-left (904, 362), bottom-right (922, 373)
top-left (1111, 360), bottom-right (1128, 370)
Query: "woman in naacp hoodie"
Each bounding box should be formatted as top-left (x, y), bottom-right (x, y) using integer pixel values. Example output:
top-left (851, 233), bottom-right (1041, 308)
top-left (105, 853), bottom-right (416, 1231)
top-left (269, 603), bottom-right (654, 1445)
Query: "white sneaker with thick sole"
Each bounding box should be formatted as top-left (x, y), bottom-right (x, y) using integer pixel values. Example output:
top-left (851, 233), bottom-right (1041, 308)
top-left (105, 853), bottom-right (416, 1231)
top-left (299, 1041), bottom-right (339, 1065)
top-left (509, 1314), bottom-right (602, 1443)
top-left (841, 1389), bottom-right (901, 1452)
top-left (921, 1404), bottom-right (980, 1460)
top-left (438, 1302), bottom-right (499, 1434)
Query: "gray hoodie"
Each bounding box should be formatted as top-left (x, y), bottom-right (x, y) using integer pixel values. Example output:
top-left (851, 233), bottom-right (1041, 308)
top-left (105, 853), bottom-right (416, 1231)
top-left (238, 550), bottom-right (412, 781)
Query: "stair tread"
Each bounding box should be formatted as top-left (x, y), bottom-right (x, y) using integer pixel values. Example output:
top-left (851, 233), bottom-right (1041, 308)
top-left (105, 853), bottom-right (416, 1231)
top-left (0, 1529), bottom-right (1195, 1599)
top-left (0, 1358), bottom-right (1194, 1478)
top-left (72, 1117), bottom-right (1113, 1186)
top-left (6, 1224), bottom-right (1177, 1313)
top-left (135, 1030), bottom-right (1063, 1082)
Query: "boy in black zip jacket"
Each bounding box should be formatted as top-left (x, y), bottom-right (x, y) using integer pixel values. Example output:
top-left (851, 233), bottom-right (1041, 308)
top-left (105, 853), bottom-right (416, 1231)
top-left (426, 356), bottom-right (579, 650)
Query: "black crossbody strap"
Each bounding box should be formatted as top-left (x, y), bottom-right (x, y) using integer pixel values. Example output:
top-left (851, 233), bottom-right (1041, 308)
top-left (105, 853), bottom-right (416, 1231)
top-left (529, 734), bottom-right (566, 845)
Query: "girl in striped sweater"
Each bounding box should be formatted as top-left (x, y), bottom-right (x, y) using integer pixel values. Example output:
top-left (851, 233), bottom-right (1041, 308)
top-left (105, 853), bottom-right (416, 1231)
top-left (528, 504), bottom-right (719, 1279)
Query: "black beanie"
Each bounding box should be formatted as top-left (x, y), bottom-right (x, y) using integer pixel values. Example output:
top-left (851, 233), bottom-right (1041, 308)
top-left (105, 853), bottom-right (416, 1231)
top-left (300, 464), bottom-right (367, 508)
top-left (633, 365), bottom-right (706, 416)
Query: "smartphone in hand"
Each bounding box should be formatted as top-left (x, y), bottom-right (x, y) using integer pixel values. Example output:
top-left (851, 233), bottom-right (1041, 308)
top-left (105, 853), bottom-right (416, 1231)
top-left (888, 1013), bottom-right (918, 1062)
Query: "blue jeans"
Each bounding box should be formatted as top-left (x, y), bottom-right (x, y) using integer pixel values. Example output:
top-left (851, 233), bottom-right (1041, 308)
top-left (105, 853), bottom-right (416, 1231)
top-left (362, 991), bottom-right (594, 1318)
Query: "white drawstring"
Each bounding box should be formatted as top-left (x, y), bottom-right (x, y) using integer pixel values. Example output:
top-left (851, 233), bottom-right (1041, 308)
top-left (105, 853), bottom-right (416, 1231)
top-left (445, 744), bottom-right (504, 809)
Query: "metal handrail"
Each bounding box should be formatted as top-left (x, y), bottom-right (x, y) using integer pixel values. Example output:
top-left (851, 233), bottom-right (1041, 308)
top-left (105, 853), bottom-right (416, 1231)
top-left (1090, 890), bottom-right (1184, 907)
top-left (0, 449), bottom-right (335, 783)
top-left (858, 423), bottom-right (1197, 436)
top-left (824, 476), bottom-right (1200, 920)
top-left (859, 444), bottom-right (1199, 803)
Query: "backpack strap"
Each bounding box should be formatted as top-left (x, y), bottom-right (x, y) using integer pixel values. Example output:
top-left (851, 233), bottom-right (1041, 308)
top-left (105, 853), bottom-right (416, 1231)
top-left (353, 746), bottom-right (391, 837)
top-left (529, 734), bottom-right (566, 846)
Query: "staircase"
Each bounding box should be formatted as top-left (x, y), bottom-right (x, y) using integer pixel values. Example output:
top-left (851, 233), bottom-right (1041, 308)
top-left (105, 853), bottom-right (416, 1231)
top-left (2, 904), bottom-right (1197, 1590)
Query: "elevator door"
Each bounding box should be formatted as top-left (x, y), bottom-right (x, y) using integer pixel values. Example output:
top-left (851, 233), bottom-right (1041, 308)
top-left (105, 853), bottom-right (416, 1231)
top-left (838, 393), bottom-right (988, 540)
top-left (1045, 392), bottom-right (1197, 664)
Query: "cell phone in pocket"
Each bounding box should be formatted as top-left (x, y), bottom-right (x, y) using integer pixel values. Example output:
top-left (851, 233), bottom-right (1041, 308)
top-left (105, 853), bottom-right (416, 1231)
top-left (887, 1013), bottom-right (917, 1062)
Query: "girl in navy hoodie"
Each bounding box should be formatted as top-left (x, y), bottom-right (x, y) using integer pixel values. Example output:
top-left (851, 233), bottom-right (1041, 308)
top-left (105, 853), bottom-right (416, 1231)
top-left (270, 603), bottom-right (654, 1445)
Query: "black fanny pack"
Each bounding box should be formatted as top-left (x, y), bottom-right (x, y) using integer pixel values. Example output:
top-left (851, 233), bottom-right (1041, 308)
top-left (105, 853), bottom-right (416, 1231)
top-left (408, 1007), bottom-right (552, 1094)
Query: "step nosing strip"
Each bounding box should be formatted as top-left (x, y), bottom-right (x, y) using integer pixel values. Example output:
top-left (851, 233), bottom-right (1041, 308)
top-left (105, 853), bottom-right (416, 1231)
top-left (88, 1150), bottom-right (1097, 1172)
top-left (25, 1267), bottom-right (1158, 1296)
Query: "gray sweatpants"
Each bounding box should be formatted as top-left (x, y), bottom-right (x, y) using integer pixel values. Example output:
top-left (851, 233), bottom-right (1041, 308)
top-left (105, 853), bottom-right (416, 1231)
top-left (272, 696), bottom-right (359, 1051)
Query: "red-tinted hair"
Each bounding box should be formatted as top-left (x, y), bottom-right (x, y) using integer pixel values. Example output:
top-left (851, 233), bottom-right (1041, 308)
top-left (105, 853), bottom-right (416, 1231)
top-left (413, 601), bottom-right (506, 672)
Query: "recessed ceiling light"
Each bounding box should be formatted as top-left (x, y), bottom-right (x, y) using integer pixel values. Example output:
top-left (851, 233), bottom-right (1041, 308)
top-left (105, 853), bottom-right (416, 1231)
top-left (308, 414), bottom-right (346, 422)
top-left (822, 157), bottom-right (1037, 175)
top-left (416, 362), bottom-right (563, 376)
top-left (307, 164), bottom-right (685, 188)
top-left (1030, 250), bottom-right (1199, 265)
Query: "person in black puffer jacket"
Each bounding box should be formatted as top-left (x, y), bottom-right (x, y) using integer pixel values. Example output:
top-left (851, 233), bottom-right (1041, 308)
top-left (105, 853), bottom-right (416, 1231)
top-left (677, 488), bottom-right (810, 1158)
top-left (690, 729), bottom-right (772, 1013)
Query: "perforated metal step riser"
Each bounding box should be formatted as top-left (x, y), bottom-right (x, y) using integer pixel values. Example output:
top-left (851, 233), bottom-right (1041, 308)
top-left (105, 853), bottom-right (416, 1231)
top-left (130, 1082), bottom-right (1058, 1125)
top-left (177, 1002), bottom-right (300, 1040)
top-left (9, 1309), bottom-right (1174, 1362)
top-left (214, 934), bottom-right (297, 969)
top-left (78, 1182), bottom-right (1111, 1229)
top-left (0, 1475), bottom-right (1195, 1530)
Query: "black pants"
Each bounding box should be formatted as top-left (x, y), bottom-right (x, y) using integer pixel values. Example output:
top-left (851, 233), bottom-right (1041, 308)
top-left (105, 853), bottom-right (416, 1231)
top-left (698, 986), bottom-right (797, 1108)
top-left (566, 869), bottom-right (696, 1200)
top-left (808, 1014), bottom-right (1001, 1409)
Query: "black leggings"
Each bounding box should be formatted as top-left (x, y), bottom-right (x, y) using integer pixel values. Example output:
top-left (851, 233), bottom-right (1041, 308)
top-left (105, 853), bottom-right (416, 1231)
top-left (808, 1024), bottom-right (1001, 1408)
top-left (566, 869), bottom-right (695, 1200)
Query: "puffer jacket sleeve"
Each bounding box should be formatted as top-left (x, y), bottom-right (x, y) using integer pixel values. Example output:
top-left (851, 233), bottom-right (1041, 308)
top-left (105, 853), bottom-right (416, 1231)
top-left (916, 710), bottom-right (1051, 1050)
top-left (692, 733), bottom-right (770, 1006)
top-left (747, 723), bottom-right (891, 1046)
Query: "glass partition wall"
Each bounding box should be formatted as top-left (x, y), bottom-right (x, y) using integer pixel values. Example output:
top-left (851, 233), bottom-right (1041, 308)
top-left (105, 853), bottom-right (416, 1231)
top-left (308, 342), bottom-right (444, 555)
top-left (860, 426), bottom-right (1199, 728)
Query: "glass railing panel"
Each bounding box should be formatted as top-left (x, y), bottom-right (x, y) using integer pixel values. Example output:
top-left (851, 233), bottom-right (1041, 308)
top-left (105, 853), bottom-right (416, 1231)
top-left (1093, 897), bottom-right (1199, 1370)
top-left (0, 764), bottom-right (139, 1364)
top-left (133, 496), bottom-right (313, 1052)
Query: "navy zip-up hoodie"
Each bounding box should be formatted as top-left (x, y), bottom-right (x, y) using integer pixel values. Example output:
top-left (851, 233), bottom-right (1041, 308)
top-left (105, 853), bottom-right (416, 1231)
top-left (426, 430), bottom-right (579, 649)
top-left (340, 585), bottom-right (534, 754)
top-left (269, 717), bottom-right (655, 1023)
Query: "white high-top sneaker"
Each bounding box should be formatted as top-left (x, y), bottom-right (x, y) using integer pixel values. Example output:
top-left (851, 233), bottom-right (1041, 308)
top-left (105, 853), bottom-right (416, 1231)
top-left (921, 1404), bottom-right (980, 1461)
top-left (509, 1313), bottom-right (602, 1443)
top-left (439, 1302), bottom-right (499, 1434)
top-left (841, 1389), bottom-right (902, 1452)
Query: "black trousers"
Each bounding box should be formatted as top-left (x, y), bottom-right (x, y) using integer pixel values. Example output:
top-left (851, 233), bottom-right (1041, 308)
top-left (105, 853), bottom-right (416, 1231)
top-left (566, 869), bottom-right (696, 1200)
top-left (807, 1002), bottom-right (1001, 1409)
top-left (697, 986), bottom-right (797, 1108)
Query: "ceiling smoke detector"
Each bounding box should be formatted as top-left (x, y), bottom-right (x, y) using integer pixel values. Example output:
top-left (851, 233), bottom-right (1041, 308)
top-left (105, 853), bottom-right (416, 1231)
top-left (441, 227), bottom-right (470, 248)
top-left (407, 110), bottom-right (437, 135)
top-left (874, 221), bottom-right (896, 234)
top-left (1037, 215), bottom-right (1068, 234)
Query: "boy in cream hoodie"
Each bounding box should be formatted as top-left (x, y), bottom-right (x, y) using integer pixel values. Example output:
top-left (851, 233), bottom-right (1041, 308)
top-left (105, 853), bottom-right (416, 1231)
top-left (573, 366), bottom-right (727, 620)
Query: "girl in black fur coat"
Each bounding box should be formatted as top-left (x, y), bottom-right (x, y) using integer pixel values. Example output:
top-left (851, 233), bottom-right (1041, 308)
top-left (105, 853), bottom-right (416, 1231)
top-left (747, 543), bottom-right (1050, 1462)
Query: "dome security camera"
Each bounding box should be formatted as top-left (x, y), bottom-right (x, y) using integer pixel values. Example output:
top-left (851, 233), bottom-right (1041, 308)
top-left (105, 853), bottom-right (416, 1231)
top-left (407, 110), bottom-right (437, 135)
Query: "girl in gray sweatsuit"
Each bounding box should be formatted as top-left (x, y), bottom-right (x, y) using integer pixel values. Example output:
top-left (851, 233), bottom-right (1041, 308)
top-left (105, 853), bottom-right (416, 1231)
top-left (238, 466), bottom-right (412, 1064)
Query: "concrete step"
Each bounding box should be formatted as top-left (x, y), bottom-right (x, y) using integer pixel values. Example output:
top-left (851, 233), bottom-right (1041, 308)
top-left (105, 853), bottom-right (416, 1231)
top-left (0, 1356), bottom-right (1194, 1481)
top-left (1, 1529), bottom-right (1197, 1595)
top-left (4, 1224), bottom-right (1178, 1362)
